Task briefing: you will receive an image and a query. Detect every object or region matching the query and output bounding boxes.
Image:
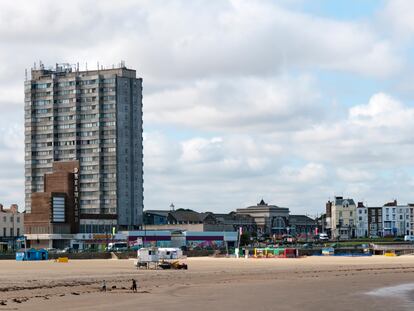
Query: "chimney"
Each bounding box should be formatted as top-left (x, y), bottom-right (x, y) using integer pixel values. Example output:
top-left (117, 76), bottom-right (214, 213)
top-left (9, 204), bottom-right (18, 213)
top-left (326, 201), bottom-right (332, 217)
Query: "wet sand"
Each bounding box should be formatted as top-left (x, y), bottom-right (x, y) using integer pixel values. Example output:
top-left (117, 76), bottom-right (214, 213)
top-left (0, 256), bottom-right (413, 310)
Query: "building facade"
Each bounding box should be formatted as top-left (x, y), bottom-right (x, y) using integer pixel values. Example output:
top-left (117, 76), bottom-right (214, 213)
top-left (288, 215), bottom-right (317, 238)
top-left (0, 204), bottom-right (24, 251)
top-left (24, 161), bottom-right (80, 249)
top-left (328, 197), bottom-right (357, 240)
top-left (236, 200), bottom-right (290, 236)
top-left (143, 210), bottom-right (256, 233)
top-left (382, 200), bottom-right (413, 237)
top-left (24, 64), bottom-right (143, 231)
top-left (356, 202), bottom-right (368, 238)
top-left (367, 207), bottom-right (383, 237)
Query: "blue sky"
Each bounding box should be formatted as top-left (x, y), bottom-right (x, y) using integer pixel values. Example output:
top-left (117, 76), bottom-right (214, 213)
top-left (301, 0), bottom-right (384, 20)
top-left (1, 0), bottom-right (414, 214)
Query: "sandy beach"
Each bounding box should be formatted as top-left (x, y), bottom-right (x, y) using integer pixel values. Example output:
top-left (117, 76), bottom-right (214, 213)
top-left (0, 256), bottom-right (413, 310)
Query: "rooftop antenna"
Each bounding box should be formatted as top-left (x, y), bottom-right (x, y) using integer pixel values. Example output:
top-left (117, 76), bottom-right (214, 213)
top-left (76, 62), bottom-right (79, 72)
top-left (85, 62), bottom-right (88, 72)
top-left (33, 62), bottom-right (36, 70)
top-left (170, 203), bottom-right (175, 211)
top-left (97, 61), bottom-right (99, 71)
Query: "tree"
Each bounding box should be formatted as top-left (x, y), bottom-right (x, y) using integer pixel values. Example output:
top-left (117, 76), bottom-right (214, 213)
top-left (240, 232), bottom-right (251, 246)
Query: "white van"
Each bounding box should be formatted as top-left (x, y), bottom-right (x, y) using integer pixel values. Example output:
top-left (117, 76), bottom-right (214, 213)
top-left (319, 233), bottom-right (329, 241)
top-left (106, 242), bottom-right (128, 251)
top-left (404, 235), bottom-right (414, 242)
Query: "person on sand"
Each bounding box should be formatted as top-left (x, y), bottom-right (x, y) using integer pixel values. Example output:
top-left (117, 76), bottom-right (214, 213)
top-left (131, 279), bottom-right (137, 292)
top-left (102, 280), bottom-right (107, 292)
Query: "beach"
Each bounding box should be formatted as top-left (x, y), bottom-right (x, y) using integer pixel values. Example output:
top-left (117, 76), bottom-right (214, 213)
top-left (0, 256), bottom-right (413, 310)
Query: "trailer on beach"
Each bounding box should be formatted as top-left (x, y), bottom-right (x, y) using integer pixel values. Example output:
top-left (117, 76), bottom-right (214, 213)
top-left (135, 247), bottom-right (186, 269)
top-left (135, 247), bottom-right (160, 269)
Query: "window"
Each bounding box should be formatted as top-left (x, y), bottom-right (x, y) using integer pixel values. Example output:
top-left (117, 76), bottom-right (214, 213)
top-left (35, 83), bottom-right (51, 89)
top-left (17, 228), bottom-right (20, 236)
top-left (3, 228), bottom-right (5, 237)
top-left (17, 217), bottom-right (20, 223)
top-left (10, 228), bottom-right (13, 237)
top-left (350, 211), bottom-right (353, 217)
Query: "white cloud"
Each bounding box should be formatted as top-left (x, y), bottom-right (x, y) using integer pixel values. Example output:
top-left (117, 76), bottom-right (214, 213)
top-left (0, 0), bottom-right (412, 212)
top-left (145, 75), bottom-right (323, 132)
top-left (379, 0), bottom-right (414, 41)
top-left (280, 163), bottom-right (327, 183)
top-left (336, 168), bottom-right (374, 183)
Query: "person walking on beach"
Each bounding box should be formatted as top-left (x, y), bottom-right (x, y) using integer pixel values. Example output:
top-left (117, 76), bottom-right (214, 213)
top-left (102, 280), bottom-right (107, 292)
top-left (131, 279), bottom-right (137, 292)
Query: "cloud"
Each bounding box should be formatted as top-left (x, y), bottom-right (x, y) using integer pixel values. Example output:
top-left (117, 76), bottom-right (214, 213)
top-left (145, 75), bottom-right (324, 132)
top-left (379, 0), bottom-right (414, 41)
top-left (0, 0), bottom-right (412, 213)
top-left (336, 168), bottom-right (374, 183)
top-left (294, 92), bottom-right (414, 167)
top-left (280, 163), bottom-right (327, 183)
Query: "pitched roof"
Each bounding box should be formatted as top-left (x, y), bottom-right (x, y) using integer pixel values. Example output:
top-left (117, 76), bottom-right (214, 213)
top-left (289, 215), bottom-right (315, 224)
top-left (384, 200), bottom-right (397, 207)
top-left (334, 197), bottom-right (356, 206)
top-left (169, 210), bottom-right (204, 223)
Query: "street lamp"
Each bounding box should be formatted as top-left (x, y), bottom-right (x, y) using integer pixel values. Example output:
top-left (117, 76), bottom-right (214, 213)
top-left (12, 214), bottom-right (15, 252)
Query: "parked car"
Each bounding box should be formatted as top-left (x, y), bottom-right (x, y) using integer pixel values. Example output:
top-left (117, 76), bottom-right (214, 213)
top-left (302, 243), bottom-right (313, 249)
top-left (404, 235), bottom-right (414, 242)
top-left (106, 242), bottom-right (128, 252)
top-left (57, 247), bottom-right (74, 254)
top-left (314, 233), bottom-right (329, 242)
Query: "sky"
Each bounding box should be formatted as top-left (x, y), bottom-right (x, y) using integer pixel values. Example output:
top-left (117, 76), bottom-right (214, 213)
top-left (1, 0), bottom-right (414, 215)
